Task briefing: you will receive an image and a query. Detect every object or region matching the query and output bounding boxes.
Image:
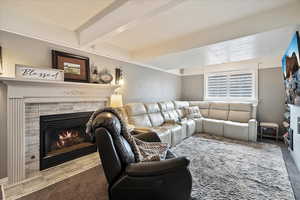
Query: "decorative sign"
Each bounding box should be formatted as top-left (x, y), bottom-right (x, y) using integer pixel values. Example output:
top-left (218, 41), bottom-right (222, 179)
top-left (15, 65), bottom-right (64, 81)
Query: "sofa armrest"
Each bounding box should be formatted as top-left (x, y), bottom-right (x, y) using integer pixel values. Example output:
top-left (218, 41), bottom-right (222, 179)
top-left (248, 119), bottom-right (258, 142)
top-left (129, 126), bottom-right (154, 135)
top-left (125, 157), bottom-right (190, 177)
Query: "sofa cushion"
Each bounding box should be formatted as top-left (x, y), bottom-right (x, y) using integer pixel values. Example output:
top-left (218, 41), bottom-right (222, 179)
top-left (145, 103), bottom-right (164, 126)
top-left (180, 118), bottom-right (196, 137)
top-left (129, 115), bottom-right (152, 127)
top-left (229, 103), bottom-right (251, 112)
top-left (159, 101), bottom-right (180, 122)
top-left (159, 101), bottom-right (175, 111)
top-left (224, 121), bottom-right (249, 141)
top-left (228, 103), bottom-right (252, 123)
top-left (184, 106), bottom-right (202, 118)
top-left (189, 101), bottom-right (210, 117)
top-left (174, 101), bottom-right (189, 119)
top-left (125, 103), bottom-right (152, 127)
top-left (161, 110), bottom-right (180, 122)
top-left (125, 103), bottom-right (147, 116)
top-left (202, 118), bottom-right (224, 136)
top-left (192, 118), bottom-right (203, 133)
top-left (208, 102), bottom-right (229, 120)
top-left (148, 113), bottom-right (165, 127)
top-left (173, 101), bottom-right (189, 109)
top-left (228, 111), bottom-right (250, 123)
top-left (161, 123), bottom-right (183, 146)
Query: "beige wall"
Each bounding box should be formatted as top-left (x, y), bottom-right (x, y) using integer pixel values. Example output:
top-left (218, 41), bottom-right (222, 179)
top-left (181, 68), bottom-right (286, 130)
top-left (0, 31), bottom-right (181, 103)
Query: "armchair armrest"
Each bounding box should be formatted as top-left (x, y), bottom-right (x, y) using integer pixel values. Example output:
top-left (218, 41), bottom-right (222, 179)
top-left (126, 157), bottom-right (190, 177)
top-left (248, 119), bottom-right (258, 142)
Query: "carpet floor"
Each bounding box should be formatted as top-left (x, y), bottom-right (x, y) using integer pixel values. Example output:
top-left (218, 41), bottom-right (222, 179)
top-left (19, 134), bottom-right (295, 200)
top-left (173, 134), bottom-right (295, 200)
top-left (19, 166), bottom-right (108, 200)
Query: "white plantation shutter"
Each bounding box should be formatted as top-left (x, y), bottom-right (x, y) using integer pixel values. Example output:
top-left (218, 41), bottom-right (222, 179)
top-left (205, 70), bottom-right (256, 101)
top-left (229, 73), bottom-right (253, 98)
top-left (207, 75), bottom-right (227, 97)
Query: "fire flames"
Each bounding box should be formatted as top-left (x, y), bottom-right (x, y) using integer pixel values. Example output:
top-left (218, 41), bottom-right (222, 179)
top-left (55, 130), bottom-right (82, 149)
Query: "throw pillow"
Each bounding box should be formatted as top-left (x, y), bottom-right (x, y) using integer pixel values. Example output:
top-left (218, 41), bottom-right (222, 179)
top-left (184, 106), bottom-right (202, 118)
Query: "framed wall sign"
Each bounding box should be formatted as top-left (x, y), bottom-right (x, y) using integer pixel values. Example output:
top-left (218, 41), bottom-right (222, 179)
top-left (52, 50), bottom-right (90, 83)
top-left (15, 65), bottom-right (64, 81)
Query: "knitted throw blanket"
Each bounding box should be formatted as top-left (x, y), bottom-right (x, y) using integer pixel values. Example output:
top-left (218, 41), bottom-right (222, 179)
top-left (86, 107), bottom-right (169, 162)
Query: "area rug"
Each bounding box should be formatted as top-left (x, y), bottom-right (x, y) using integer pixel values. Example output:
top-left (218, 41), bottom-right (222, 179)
top-left (18, 134), bottom-right (294, 200)
top-left (172, 134), bottom-right (295, 200)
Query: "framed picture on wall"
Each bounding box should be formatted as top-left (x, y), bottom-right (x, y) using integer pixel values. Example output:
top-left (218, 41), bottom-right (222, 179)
top-left (52, 50), bottom-right (90, 82)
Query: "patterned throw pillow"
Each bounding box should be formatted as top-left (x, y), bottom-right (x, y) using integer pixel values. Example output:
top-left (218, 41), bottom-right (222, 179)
top-left (184, 106), bottom-right (202, 118)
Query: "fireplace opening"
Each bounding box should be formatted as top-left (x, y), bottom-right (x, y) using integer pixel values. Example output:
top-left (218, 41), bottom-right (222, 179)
top-left (40, 112), bottom-right (96, 170)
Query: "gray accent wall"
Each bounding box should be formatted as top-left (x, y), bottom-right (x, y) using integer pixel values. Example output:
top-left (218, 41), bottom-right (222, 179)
top-left (0, 31), bottom-right (181, 104)
top-left (181, 74), bottom-right (204, 100)
top-left (258, 68), bottom-right (286, 128)
top-left (181, 68), bottom-right (286, 130)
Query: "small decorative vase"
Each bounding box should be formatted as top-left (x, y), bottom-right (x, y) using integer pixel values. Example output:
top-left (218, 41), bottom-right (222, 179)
top-left (90, 69), bottom-right (99, 83)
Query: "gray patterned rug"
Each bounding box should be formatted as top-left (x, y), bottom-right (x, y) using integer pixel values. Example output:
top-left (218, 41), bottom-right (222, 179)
top-left (172, 134), bottom-right (295, 200)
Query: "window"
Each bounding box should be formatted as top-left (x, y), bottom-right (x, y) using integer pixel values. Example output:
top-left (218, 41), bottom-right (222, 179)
top-left (205, 70), bottom-right (257, 102)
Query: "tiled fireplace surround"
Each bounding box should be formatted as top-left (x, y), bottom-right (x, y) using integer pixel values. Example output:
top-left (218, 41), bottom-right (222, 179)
top-left (0, 78), bottom-right (117, 185)
top-left (25, 101), bottom-right (103, 179)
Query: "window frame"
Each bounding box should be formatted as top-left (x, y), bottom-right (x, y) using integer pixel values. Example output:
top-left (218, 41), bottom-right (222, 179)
top-left (204, 69), bottom-right (258, 103)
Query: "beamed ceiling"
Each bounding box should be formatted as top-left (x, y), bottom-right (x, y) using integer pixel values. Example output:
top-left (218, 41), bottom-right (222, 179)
top-left (1, 0), bottom-right (300, 74)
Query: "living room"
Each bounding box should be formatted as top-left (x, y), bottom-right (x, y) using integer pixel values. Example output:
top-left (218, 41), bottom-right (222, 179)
top-left (0, 0), bottom-right (300, 200)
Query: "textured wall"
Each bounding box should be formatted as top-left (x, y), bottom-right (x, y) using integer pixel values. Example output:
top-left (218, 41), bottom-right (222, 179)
top-left (0, 31), bottom-right (181, 104)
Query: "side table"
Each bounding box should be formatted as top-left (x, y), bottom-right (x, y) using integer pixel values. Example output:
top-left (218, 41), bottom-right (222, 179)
top-left (260, 122), bottom-right (279, 141)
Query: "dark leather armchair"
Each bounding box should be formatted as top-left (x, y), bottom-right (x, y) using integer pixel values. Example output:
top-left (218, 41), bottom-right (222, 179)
top-left (91, 111), bottom-right (192, 200)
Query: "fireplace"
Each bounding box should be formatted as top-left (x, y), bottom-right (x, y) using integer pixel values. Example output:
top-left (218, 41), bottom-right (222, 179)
top-left (40, 112), bottom-right (96, 170)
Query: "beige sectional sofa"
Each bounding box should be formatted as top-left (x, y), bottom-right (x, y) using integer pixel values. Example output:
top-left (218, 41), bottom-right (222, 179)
top-left (123, 101), bottom-right (257, 146)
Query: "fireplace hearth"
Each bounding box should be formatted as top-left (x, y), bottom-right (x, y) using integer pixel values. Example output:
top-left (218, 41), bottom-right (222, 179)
top-left (40, 112), bottom-right (96, 170)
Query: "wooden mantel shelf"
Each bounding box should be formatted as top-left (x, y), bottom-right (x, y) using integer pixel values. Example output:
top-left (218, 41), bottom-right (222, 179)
top-left (0, 77), bottom-right (120, 89)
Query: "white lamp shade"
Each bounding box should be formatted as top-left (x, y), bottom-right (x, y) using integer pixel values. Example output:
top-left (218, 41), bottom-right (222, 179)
top-left (110, 94), bottom-right (123, 107)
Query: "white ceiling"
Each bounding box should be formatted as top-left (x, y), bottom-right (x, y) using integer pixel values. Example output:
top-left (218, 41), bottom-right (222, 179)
top-left (105, 0), bottom-right (295, 51)
top-left (1, 0), bottom-right (300, 74)
top-left (146, 26), bottom-right (297, 69)
top-left (0, 0), bottom-right (116, 31)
